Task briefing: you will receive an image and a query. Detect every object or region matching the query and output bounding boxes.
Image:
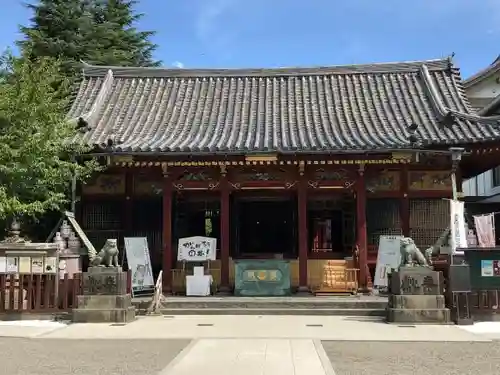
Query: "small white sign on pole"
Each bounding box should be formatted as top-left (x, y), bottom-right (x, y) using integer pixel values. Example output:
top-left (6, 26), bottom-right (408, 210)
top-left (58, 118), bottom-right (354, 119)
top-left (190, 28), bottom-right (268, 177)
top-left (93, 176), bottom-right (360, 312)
top-left (177, 236), bottom-right (217, 262)
top-left (374, 235), bottom-right (403, 288)
top-left (124, 237), bottom-right (155, 297)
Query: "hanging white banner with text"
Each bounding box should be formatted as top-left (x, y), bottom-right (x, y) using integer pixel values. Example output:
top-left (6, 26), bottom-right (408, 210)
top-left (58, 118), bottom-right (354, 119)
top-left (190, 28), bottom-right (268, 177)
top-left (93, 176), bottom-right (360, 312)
top-left (450, 200), bottom-right (467, 254)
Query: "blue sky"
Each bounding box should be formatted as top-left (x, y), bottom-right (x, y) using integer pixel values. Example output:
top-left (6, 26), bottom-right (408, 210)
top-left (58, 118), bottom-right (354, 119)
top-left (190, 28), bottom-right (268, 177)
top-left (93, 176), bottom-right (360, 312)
top-left (1, 0), bottom-right (499, 78)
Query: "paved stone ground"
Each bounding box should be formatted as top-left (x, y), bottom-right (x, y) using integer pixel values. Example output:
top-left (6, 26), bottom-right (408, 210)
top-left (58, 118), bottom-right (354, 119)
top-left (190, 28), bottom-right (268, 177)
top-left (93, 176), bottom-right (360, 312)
top-left (0, 338), bottom-right (190, 375)
top-left (3, 336), bottom-right (500, 374)
top-left (322, 341), bottom-right (500, 375)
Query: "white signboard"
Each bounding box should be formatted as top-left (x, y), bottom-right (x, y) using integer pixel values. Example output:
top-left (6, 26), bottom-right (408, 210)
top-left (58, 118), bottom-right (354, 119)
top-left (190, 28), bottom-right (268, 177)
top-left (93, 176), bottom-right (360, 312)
top-left (177, 236), bottom-right (217, 262)
top-left (124, 237), bottom-right (155, 296)
top-left (450, 200), bottom-right (467, 254)
top-left (374, 235), bottom-right (403, 288)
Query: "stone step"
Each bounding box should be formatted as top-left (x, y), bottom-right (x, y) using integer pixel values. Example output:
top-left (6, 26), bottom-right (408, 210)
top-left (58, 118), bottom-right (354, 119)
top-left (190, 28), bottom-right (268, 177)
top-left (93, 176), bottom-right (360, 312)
top-left (387, 308), bottom-right (451, 324)
top-left (158, 308), bottom-right (386, 316)
top-left (156, 300), bottom-right (387, 310)
top-left (72, 307), bottom-right (136, 323)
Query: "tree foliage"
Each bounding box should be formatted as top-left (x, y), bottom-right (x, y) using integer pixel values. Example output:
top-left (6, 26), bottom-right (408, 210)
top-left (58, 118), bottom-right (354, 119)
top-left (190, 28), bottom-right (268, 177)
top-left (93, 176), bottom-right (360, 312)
top-left (0, 54), bottom-right (100, 220)
top-left (88, 0), bottom-right (159, 66)
top-left (18, 0), bottom-right (160, 77)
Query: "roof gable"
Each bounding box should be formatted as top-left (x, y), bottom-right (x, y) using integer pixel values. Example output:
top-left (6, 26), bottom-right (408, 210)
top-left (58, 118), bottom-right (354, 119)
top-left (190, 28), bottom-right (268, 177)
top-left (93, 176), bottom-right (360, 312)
top-left (463, 55), bottom-right (500, 89)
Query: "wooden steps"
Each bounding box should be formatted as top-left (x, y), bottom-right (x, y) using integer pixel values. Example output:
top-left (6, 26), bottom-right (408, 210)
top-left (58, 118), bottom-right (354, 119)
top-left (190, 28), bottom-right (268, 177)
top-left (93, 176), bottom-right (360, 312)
top-left (313, 259), bottom-right (359, 296)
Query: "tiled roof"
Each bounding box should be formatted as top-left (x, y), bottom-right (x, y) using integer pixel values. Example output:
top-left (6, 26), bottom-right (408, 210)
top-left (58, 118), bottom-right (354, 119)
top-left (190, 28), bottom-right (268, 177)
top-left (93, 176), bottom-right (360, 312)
top-left (68, 58), bottom-right (500, 154)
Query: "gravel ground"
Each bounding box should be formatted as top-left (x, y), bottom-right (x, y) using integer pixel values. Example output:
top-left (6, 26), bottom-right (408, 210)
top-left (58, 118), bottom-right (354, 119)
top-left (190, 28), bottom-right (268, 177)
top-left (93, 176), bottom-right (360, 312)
top-left (322, 341), bottom-right (500, 375)
top-left (0, 338), bottom-right (190, 375)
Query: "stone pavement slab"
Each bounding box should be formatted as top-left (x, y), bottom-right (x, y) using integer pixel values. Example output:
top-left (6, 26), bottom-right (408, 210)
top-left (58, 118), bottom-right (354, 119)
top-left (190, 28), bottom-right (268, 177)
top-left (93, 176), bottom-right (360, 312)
top-left (0, 320), bottom-right (68, 338)
top-left (41, 315), bottom-right (490, 342)
top-left (322, 341), bottom-right (500, 375)
top-left (0, 337), bottom-right (190, 375)
top-left (458, 321), bottom-right (500, 339)
top-left (159, 339), bottom-right (333, 375)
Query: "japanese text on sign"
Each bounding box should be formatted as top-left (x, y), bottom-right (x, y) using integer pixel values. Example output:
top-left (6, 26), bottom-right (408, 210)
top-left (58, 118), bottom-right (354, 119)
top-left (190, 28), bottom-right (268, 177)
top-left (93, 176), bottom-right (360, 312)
top-left (177, 236), bottom-right (217, 262)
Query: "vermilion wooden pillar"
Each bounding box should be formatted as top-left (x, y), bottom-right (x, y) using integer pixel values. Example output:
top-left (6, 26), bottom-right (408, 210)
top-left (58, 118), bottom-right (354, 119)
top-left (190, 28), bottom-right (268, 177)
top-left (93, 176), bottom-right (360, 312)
top-left (400, 166), bottom-right (410, 236)
top-left (162, 171), bottom-right (173, 294)
top-left (219, 167), bottom-right (231, 293)
top-left (356, 165), bottom-right (368, 290)
top-left (298, 163), bottom-right (309, 292)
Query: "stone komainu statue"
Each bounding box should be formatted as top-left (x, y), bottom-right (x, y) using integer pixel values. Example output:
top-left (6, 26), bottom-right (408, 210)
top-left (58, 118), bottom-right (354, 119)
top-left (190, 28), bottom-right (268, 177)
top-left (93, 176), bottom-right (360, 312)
top-left (423, 228), bottom-right (450, 266)
top-left (399, 228), bottom-right (451, 267)
top-left (90, 238), bottom-right (119, 267)
top-left (399, 237), bottom-right (429, 267)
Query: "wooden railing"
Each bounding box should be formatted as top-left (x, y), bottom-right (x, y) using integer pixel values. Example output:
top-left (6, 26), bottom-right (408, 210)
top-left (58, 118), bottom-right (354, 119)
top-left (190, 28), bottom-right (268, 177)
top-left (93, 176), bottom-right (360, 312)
top-left (0, 274), bottom-right (81, 313)
top-left (0, 271), bottom-right (132, 314)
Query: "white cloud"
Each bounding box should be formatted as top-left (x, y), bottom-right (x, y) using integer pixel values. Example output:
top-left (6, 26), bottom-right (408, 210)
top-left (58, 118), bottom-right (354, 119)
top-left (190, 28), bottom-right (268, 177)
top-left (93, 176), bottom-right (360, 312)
top-left (195, 0), bottom-right (234, 41)
top-left (172, 61), bottom-right (184, 68)
top-left (194, 0), bottom-right (243, 60)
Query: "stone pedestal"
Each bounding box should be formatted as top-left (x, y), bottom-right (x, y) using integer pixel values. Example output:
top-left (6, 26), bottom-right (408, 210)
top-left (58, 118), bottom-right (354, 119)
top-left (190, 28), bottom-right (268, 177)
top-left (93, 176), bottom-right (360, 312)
top-left (387, 267), bottom-right (450, 324)
top-left (72, 267), bottom-right (135, 324)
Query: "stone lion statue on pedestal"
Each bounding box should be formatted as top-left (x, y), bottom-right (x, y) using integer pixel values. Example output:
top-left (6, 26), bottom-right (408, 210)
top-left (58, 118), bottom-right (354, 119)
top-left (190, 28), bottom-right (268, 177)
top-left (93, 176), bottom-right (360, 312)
top-left (399, 237), bottom-right (429, 267)
top-left (399, 228), bottom-right (450, 268)
top-left (89, 238), bottom-right (119, 267)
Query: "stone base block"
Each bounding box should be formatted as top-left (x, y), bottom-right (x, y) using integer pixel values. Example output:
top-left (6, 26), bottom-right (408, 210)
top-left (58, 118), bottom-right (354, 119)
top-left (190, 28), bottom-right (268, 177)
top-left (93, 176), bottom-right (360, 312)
top-left (389, 295), bottom-right (446, 309)
top-left (72, 306), bottom-right (136, 323)
top-left (387, 308), bottom-right (451, 324)
top-left (390, 266), bottom-right (444, 295)
top-left (83, 267), bottom-right (128, 295)
top-left (76, 295), bottom-right (132, 310)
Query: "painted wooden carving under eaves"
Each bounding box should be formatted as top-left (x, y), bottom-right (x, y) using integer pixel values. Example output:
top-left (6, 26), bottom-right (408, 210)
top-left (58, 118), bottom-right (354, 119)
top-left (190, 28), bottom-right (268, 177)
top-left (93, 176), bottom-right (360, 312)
top-left (366, 171), bottom-right (400, 192)
top-left (82, 174), bottom-right (125, 195)
top-left (307, 168), bottom-right (356, 189)
top-left (173, 168), bottom-right (219, 190)
top-left (228, 166), bottom-right (296, 190)
top-left (133, 173), bottom-right (163, 196)
top-left (409, 171), bottom-right (451, 191)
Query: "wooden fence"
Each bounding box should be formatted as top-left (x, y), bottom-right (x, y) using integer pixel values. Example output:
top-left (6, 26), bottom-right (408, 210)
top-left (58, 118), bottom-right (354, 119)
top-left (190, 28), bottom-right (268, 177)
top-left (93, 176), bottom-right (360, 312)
top-left (0, 271), bottom-right (132, 314)
top-left (450, 290), bottom-right (500, 323)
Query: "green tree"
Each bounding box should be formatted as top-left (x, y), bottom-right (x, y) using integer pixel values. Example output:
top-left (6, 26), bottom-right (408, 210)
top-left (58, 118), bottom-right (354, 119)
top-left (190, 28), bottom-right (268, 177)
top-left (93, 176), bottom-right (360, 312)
top-left (18, 0), bottom-right (159, 76)
top-left (18, 0), bottom-right (94, 75)
top-left (89, 0), bottom-right (160, 66)
top-left (0, 54), bottom-right (100, 221)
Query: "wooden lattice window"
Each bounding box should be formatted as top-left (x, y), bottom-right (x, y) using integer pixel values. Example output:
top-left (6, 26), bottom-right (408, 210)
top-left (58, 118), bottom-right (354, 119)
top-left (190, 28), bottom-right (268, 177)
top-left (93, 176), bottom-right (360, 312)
top-left (366, 198), bottom-right (402, 246)
top-left (81, 200), bottom-right (123, 252)
top-left (81, 201), bottom-right (122, 231)
top-left (409, 198), bottom-right (449, 249)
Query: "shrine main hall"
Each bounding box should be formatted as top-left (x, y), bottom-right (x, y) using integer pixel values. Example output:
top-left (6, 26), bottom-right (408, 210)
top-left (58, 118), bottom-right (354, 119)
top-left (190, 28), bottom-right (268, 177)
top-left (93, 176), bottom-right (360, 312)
top-left (69, 57), bottom-right (500, 293)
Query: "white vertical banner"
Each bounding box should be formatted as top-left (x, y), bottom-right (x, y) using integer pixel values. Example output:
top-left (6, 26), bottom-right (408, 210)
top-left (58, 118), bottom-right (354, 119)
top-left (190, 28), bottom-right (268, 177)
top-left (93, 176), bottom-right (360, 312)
top-left (450, 200), bottom-right (467, 254)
